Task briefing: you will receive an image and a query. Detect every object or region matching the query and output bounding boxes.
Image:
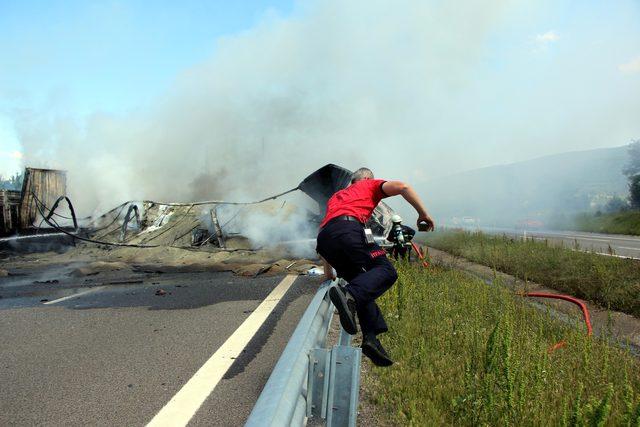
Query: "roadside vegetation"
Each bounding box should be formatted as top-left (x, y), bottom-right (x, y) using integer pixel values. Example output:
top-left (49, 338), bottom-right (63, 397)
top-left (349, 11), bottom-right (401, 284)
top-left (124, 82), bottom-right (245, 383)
top-left (367, 263), bottom-right (640, 425)
top-left (425, 230), bottom-right (640, 317)
top-left (568, 211), bottom-right (640, 236)
top-left (0, 172), bottom-right (23, 191)
top-left (558, 140), bottom-right (640, 236)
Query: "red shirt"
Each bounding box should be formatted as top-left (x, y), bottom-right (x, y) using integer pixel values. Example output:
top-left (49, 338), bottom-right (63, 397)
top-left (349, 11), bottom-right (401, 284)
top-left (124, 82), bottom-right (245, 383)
top-left (320, 179), bottom-right (387, 227)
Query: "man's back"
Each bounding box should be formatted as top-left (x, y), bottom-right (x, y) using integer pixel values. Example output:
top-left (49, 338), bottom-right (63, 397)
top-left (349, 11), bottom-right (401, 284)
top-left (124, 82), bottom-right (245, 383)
top-left (320, 179), bottom-right (387, 227)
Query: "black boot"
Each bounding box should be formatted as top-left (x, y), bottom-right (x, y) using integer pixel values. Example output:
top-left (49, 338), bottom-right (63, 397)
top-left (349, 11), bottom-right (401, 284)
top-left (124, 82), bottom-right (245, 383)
top-left (329, 285), bottom-right (358, 335)
top-left (361, 334), bottom-right (393, 367)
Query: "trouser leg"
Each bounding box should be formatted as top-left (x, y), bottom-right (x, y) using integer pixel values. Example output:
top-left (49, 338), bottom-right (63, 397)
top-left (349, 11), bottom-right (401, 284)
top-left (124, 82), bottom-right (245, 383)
top-left (345, 255), bottom-right (397, 302)
top-left (317, 221), bottom-right (398, 335)
top-left (346, 256), bottom-right (397, 335)
top-left (357, 301), bottom-right (388, 335)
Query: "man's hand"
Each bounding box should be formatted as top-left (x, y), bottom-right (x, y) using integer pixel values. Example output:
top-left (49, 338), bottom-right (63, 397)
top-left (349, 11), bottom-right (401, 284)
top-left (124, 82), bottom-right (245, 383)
top-left (417, 215), bottom-right (435, 232)
top-left (323, 270), bottom-right (336, 282)
top-left (321, 256), bottom-right (336, 282)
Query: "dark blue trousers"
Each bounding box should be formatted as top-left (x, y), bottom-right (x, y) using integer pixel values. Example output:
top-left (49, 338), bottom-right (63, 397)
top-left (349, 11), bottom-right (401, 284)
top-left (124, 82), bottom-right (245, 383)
top-left (316, 220), bottom-right (398, 335)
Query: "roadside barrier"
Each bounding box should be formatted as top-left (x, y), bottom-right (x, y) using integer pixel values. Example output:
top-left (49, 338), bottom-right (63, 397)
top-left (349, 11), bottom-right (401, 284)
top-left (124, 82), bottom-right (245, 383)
top-left (245, 279), bottom-right (362, 427)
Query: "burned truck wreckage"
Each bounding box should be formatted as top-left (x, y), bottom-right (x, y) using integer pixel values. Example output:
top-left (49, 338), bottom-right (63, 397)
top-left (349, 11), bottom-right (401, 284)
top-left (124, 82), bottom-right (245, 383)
top-left (1, 164), bottom-right (420, 269)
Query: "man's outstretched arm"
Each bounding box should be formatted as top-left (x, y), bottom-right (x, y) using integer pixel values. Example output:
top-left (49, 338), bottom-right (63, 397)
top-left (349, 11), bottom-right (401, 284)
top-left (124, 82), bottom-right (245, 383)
top-left (381, 181), bottom-right (435, 231)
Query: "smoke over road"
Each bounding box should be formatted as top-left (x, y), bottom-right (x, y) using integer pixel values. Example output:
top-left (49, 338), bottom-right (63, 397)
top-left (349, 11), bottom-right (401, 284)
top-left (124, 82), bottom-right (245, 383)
top-left (10, 0), bottom-right (514, 214)
top-left (8, 0), bottom-right (640, 225)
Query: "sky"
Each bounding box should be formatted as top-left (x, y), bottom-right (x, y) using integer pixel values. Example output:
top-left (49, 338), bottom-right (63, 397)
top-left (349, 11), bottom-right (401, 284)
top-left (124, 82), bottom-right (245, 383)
top-left (0, 0), bottom-right (639, 214)
top-left (0, 0), bottom-right (294, 175)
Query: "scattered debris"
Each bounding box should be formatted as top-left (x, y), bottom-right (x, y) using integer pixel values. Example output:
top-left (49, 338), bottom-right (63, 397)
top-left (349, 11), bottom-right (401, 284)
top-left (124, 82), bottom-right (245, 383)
top-left (233, 264), bottom-right (271, 277)
top-left (105, 279), bottom-right (143, 285)
top-left (33, 279), bottom-right (59, 284)
top-left (270, 259), bottom-right (317, 274)
top-left (307, 267), bottom-right (324, 276)
top-left (285, 261), bottom-right (297, 270)
top-left (191, 228), bottom-right (210, 246)
top-left (253, 265), bottom-right (272, 278)
top-left (69, 261), bottom-right (130, 277)
top-left (210, 208), bottom-right (226, 249)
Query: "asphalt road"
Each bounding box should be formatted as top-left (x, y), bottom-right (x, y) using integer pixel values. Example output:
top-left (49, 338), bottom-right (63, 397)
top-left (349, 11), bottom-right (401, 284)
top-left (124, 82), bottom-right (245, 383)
top-left (0, 267), bottom-right (318, 426)
top-left (474, 227), bottom-right (640, 259)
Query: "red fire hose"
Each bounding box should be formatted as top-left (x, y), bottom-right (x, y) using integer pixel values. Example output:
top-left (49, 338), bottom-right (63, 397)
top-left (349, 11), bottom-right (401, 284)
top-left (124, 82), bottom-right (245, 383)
top-left (410, 242), bottom-right (430, 268)
top-left (525, 293), bottom-right (592, 336)
top-left (524, 292), bottom-right (593, 353)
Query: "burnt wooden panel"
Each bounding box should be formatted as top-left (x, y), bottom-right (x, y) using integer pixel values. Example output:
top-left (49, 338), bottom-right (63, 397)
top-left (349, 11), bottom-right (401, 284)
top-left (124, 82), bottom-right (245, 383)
top-left (1, 189), bottom-right (21, 234)
top-left (1, 190), bottom-right (9, 233)
top-left (19, 168), bottom-right (67, 229)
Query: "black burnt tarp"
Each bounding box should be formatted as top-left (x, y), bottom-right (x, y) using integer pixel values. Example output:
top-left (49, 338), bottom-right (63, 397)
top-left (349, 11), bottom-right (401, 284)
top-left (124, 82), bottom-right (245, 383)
top-left (298, 163), bottom-right (353, 208)
top-left (298, 164), bottom-right (395, 236)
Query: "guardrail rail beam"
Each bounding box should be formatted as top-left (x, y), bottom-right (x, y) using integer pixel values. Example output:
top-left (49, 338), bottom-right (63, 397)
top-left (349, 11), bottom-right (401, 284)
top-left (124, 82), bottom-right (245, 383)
top-left (246, 279), bottom-right (362, 427)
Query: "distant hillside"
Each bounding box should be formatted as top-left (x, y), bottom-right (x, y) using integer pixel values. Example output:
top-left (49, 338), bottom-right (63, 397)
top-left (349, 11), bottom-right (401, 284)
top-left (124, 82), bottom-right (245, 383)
top-left (425, 146), bottom-right (629, 227)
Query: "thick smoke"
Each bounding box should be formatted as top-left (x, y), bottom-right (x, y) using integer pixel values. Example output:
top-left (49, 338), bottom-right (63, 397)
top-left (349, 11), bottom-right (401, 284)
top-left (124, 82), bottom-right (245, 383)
top-left (12, 0), bottom-right (640, 230)
top-left (13, 0), bottom-right (515, 216)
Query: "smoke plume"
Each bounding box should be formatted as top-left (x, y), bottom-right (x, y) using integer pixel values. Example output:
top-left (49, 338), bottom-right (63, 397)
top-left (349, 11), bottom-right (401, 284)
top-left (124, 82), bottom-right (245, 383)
top-left (10, 0), bottom-right (640, 229)
top-left (13, 0), bottom-right (515, 215)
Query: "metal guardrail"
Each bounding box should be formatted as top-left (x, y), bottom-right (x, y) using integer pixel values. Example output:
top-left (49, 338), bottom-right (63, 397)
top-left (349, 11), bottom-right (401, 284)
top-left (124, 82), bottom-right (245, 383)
top-left (245, 279), bottom-right (362, 427)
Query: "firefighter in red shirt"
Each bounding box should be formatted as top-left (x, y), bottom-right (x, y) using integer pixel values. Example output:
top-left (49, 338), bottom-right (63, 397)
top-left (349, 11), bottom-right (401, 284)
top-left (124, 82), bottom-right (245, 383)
top-left (316, 167), bottom-right (434, 366)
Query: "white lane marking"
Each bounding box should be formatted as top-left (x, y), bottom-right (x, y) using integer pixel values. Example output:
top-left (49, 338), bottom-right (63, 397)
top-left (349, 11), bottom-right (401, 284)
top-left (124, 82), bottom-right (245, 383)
top-left (523, 237), bottom-right (640, 259)
top-left (617, 246), bottom-right (640, 251)
top-left (594, 252), bottom-right (639, 259)
top-left (146, 274), bottom-right (298, 427)
top-left (490, 228), bottom-right (640, 243)
top-left (42, 286), bottom-right (106, 305)
top-left (568, 248), bottom-right (640, 260)
top-left (542, 233), bottom-right (640, 243)
top-left (528, 233), bottom-right (612, 243)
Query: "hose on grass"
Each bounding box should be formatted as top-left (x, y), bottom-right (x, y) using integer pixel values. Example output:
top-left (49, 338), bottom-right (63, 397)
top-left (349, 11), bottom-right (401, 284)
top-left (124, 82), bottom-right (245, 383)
top-left (410, 241), bottom-right (430, 268)
top-left (525, 292), bottom-right (593, 336)
top-left (524, 292), bottom-right (593, 353)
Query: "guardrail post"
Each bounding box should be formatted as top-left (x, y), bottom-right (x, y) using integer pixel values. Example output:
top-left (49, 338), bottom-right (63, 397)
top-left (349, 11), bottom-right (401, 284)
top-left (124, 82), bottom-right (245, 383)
top-left (307, 348), bottom-right (331, 419)
top-left (246, 280), bottom-right (362, 427)
top-left (338, 326), bottom-right (352, 347)
top-left (326, 335), bottom-right (361, 427)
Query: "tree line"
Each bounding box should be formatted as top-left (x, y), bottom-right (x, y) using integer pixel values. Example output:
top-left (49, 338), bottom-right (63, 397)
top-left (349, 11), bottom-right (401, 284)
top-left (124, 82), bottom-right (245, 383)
top-left (0, 172), bottom-right (23, 191)
top-left (623, 140), bottom-right (640, 210)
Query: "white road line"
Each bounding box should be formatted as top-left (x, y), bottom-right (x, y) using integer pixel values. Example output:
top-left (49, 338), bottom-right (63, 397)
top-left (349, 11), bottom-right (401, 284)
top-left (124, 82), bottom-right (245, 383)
top-left (617, 246), bottom-right (640, 251)
top-left (42, 286), bottom-right (106, 305)
top-left (559, 235), bottom-right (638, 243)
top-left (593, 252), bottom-right (639, 259)
top-left (146, 274), bottom-right (298, 427)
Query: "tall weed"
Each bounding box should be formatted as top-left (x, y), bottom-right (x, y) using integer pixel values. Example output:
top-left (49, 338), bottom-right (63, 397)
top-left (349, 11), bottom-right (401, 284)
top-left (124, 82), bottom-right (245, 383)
top-left (368, 264), bottom-right (640, 426)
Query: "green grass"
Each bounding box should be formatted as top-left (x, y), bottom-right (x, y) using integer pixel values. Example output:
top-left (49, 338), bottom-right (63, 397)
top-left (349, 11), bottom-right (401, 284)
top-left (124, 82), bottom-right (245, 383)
top-left (368, 263), bottom-right (640, 426)
top-left (425, 230), bottom-right (640, 317)
top-left (569, 211), bottom-right (640, 236)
